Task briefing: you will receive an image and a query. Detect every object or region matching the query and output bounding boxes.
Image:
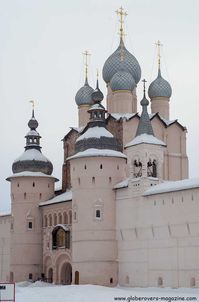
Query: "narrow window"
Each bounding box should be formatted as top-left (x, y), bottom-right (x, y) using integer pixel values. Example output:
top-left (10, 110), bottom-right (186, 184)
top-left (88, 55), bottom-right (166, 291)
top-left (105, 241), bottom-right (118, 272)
top-left (109, 177), bottom-right (112, 184)
top-left (92, 177), bottom-right (95, 184)
top-left (17, 183), bottom-right (19, 187)
top-left (110, 278), bottom-right (113, 284)
top-left (39, 193), bottom-right (42, 200)
top-left (74, 211), bottom-right (77, 221)
top-left (100, 164), bottom-right (103, 169)
top-left (33, 182), bottom-right (35, 187)
top-left (24, 192), bottom-right (26, 199)
top-left (96, 209), bottom-right (101, 218)
top-left (48, 184), bottom-right (50, 188)
top-left (117, 165), bottom-right (119, 170)
top-left (84, 164), bottom-right (87, 170)
top-left (28, 221), bottom-right (33, 229)
top-left (29, 273), bottom-right (33, 280)
top-left (158, 277), bottom-right (163, 287)
top-left (192, 195), bottom-right (194, 201)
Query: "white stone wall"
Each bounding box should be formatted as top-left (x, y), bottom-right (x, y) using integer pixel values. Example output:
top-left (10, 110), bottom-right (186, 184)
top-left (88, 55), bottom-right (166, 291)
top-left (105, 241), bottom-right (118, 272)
top-left (0, 214), bottom-right (11, 282)
top-left (116, 185), bottom-right (199, 287)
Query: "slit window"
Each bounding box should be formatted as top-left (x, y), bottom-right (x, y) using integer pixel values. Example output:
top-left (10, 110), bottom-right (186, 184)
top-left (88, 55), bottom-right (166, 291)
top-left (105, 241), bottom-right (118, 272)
top-left (96, 209), bottom-right (101, 218)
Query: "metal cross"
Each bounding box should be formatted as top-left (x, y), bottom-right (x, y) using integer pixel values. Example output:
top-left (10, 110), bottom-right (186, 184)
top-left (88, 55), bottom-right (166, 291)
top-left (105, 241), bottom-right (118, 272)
top-left (116, 7), bottom-right (127, 39)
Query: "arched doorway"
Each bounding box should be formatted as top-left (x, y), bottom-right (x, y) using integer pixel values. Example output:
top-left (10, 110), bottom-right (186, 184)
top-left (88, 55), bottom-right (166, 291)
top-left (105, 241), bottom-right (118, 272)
top-left (60, 263), bottom-right (72, 285)
top-left (75, 271), bottom-right (79, 285)
top-left (48, 268), bottom-right (53, 283)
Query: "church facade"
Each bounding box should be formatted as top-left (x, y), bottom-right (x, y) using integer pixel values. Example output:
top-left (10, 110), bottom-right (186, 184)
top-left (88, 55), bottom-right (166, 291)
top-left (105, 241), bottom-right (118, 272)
top-left (1, 8), bottom-right (199, 288)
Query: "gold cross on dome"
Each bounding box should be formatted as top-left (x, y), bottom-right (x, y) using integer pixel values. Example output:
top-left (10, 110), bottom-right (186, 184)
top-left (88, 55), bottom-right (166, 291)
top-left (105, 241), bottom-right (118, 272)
top-left (82, 50), bottom-right (91, 81)
top-left (155, 40), bottom-right (163, 69)
top-left (116, 6), bottom-right (128, 39)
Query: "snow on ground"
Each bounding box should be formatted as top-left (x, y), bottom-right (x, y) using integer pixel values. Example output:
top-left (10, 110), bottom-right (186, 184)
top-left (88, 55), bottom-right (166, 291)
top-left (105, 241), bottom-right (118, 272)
top-left (15, 282), bottom-right (199, 302)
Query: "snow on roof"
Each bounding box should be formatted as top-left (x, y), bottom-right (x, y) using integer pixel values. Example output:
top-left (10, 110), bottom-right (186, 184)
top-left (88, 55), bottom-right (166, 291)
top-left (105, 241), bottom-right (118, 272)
top-left (70, 126), bottom-right (85, 133)
top-left (26, 130), bottom-right (40, 136)
top-left (7, 171), bottom-right (58, 181)
top-left (149, 113), bottom-right (177, 127)
top-left (39, 190), bottom-right (72, 206)
top-left (14, 149), bottom-right (50, 163)
top-left (52, 224), bottom-right (71, 231)
top-left (110, 113), bottom-right (137, 121)
top-left (0, 212), bottom-right (11, 217)
top-left (89, 104), bottom-right (105, 110)
top-left (67, 148), bottom-right (127, 161)
top-left (125, 134), bottom-right (166, 148)
top-left (114, 178), bottom-right (129, 189)
top-left (144, 178), bottom-right (199, 196)
top-left (76, 126), bottom-right (113, 142)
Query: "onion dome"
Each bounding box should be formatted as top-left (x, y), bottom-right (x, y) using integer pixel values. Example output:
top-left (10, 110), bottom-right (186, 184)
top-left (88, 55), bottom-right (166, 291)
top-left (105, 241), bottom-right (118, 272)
top-left (12, 110), bottom-right (53, 175)
top-left (102, 38), bottom-right (141, 84)
top-left (75, 78), bottom-right (122, 153)
top-left (110, 70), bottom-right (136, 91)
top-left (148, 69), bottom-right (172, 99)
top-left (75, 78), bottom-right (94, 106)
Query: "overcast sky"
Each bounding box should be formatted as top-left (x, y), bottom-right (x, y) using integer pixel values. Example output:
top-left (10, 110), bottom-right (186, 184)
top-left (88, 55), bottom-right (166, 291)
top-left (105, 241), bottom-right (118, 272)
top-left (1, 0), bottom-right (199, 213)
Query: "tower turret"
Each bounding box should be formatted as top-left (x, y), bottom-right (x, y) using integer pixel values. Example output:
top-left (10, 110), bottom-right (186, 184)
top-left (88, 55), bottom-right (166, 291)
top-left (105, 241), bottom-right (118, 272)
top-left (148, 41), bottom-right (172, 120)
top-left (6, 104), bottom-right (58, 282)
top-left (68, 78), bottom-right (126, 286)
top-left (102, 7), bottom-right (141, 114)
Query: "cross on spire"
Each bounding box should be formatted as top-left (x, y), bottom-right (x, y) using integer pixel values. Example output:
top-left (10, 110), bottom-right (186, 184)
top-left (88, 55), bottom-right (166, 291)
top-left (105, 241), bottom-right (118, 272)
top-left (142, 79), bottom-right (147, 95)
top-left (155, 40), bottom-right (163, 70)
top-left (83, 50), bottom-right (91, 83)
top-left (116, 6), bottom-right (127, 40)
top-left (29, 100), bottom-right (35, 117)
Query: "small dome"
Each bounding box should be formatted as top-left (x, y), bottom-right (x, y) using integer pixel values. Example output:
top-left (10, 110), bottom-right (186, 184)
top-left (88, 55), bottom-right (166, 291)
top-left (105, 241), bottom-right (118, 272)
top-left (75, 80), bottom-right (94, 106)
top-left (102, 39), bottom-right (141, 84)
top-left (12, 149), bottom-right (53, 175)
top-left (91, 83), bottom-right (104, 103)
top-left (148, 70), bottom-right (172, 99)
top-left (110, 70), bottom-right (136, 91)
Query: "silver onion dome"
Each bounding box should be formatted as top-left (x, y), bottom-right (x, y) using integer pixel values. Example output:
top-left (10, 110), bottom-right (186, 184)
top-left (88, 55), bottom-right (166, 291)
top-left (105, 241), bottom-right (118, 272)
top-left (148, 69), bottom-right (172, 99)
top-left (110, 70), bottom-right (136, 91)
top-left (75, 78), bottom-right (94, 106)
top-left (102, 38), bottom-right (141, 84)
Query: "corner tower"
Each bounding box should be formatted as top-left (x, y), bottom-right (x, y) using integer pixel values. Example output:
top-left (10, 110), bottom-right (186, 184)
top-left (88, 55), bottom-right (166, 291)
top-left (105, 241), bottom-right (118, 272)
top-left (6, 105), bottom-right (58, 282)
top-left (102, 7), bottom-right (141, 114)
top-left (68, 78), bottom-right (126, 286)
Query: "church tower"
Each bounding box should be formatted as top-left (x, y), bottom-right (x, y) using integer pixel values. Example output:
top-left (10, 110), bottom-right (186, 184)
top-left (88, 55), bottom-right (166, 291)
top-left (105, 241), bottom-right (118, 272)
top-left (69, 78), bottom-right (126, 286)
top-left (125, 80), bottom-right (166, 190)
top-left (102, 7), bottom-right (141, 114)
top-left (148, 41), bottom-right (172, 119)
top-left (6, 105), bottom-right (57, 282)
top-left (75, 51), bottom-right (94, 127)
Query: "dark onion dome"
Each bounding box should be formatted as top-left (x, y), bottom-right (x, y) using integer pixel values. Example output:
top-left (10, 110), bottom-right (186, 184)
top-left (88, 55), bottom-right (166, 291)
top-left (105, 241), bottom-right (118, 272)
top-left (110, 70), bottom-right (136, 91)
top-left (102, 38), bottom-right (141, 84)
top-left (75, 78), bottom-right (94, 106)
top-left (12, 110), bottom-right (53, 175)
top-left (148, 69), bottom-right (172, 99)
top-left (75, 78), bottom-right (122, 153)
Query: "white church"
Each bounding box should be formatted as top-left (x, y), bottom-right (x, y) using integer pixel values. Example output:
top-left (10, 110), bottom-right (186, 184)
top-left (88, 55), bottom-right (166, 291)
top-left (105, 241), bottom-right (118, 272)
top-left (1, 7), bottom-right (199, 288)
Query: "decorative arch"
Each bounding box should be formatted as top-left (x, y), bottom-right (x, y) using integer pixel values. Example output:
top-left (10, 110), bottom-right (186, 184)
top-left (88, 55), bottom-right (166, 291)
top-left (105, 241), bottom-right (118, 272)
top-left (54, 253), bottom-right (72, 284)
top-left (132, 156), bottom-right (142, 178)
top-left (52, 225), bottom-right (70, 250)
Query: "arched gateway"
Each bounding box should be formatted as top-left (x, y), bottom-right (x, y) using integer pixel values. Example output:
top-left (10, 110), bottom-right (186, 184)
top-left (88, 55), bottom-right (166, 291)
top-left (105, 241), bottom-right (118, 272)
top-left (60, 262), bottom-right (72, 285)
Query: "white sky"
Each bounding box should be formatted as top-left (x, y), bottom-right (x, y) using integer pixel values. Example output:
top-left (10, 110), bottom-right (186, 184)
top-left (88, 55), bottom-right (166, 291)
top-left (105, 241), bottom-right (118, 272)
top-left (1, 0), bottom-right (199, 212)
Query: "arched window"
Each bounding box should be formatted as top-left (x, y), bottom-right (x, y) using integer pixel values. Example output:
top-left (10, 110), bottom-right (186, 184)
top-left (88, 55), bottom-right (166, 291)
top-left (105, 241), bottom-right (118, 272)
top-left (158, 277), bottom-right (163, 287)
top-left (190, 277), bottom-right (196, 287)
top-left (63, 212), bottom-right (68, 224)
top-left (133, 159), bottom-right (142, 177)
top-left (53, 214), bottom-right (57, 226)
top-left (49, 214), bottom-right (52, 227)
top-left (58, 213), bottom-right (62, 224)
top-left (147, 159), bottom-right (157, 177)
top-left (69, 211), bottom-right (72, 224)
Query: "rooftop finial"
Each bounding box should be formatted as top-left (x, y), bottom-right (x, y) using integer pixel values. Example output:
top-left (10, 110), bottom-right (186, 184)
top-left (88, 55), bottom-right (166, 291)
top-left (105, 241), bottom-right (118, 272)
top-left (116, 6), bottom-right (127, 41)
top-left (155, 40), bottom-right (163, 71)
top-left (29, 100), bottom-right (35, 117)
top-left (83, 50), bottom-right (91, 84)
top-left (142, 79), bottom-right (147, 97)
